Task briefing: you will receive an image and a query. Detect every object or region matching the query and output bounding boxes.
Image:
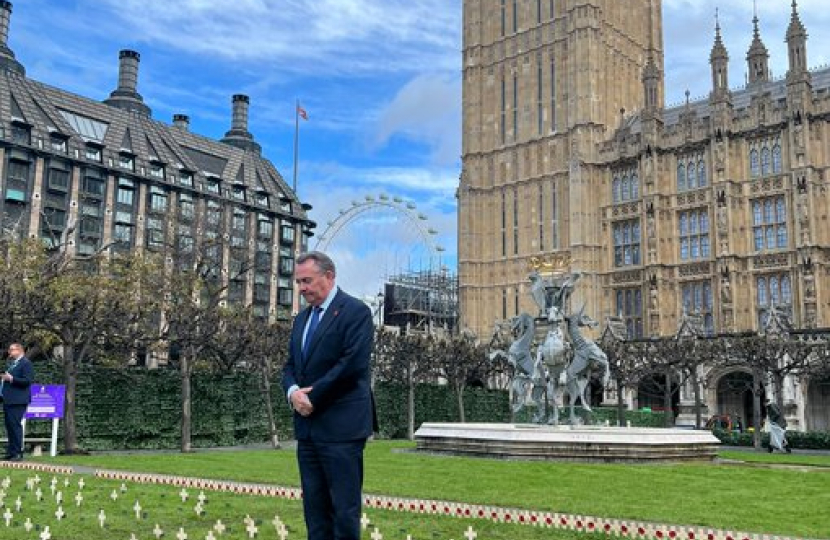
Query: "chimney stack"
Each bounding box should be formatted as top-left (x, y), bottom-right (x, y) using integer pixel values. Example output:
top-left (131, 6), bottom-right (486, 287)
top-left (0, 2), bottom-right (24, 76)
top-left (173, 114), bottom-right (190, 130)
top-left (221, 94), bottom-right (261, 154)
top-left (104, 49), bottom-right (151, 116)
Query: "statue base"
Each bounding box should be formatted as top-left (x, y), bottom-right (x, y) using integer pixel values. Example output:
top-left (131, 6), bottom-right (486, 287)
top-left (414, 422), bottom-right (720, 463)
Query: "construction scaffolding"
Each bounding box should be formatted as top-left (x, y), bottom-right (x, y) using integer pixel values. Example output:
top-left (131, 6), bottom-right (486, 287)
top-left (382, 268), bottom-right (458, 335)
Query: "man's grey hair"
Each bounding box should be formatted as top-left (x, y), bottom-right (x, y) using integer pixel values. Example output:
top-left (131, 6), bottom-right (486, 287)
top-left (297, 251), bottom-right (336, 276)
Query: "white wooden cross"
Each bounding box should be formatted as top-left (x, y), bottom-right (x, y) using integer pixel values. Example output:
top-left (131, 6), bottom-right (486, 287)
top-left (35, 487), bottom-right (43, 501)
top-left (63, 478), bottom-right (70, 488)
top-left (75, 492), bottom-right (83, 507)
top-left (110, 489), bottom-right (119, 502)
top-left (198, 491), bottom-right (207, 504)
top-left (77, 479), bottom-right (85, 490)
top-left (360, 513), bottom-right (371, 529)
top-left (129, 534), bottom-right (138, 540)
top-left (213, 520), bottom-right (226, 534)
top-left (243, 514), bottom-right (254, 526)
top-left (23, 517), bottom-right (33, 531)
top-left (205, 531), bottom-right (217, 540)
top-left (39, 525), bottom-right (51, 540)
top-left (120, 483), bottom-right (128, 493)
top-left (464, 525), bottom-right (478, 540)
top-left (3, 507), bottom-right (12, 526)
top-left (246, 521), bottom-right (259, 538)
top-left (133, 500), bottom-right (142, 520)
top-left (271, 516), bottom-right (282, 530)
top-left (194, 502), bottom-right (204, 516)
top-left (176, 527), bottom-right (188, 540)
top-left (98, 509), bottom-right (106, 528)
top-left (275, 521), bottom-right (289, 540)
top-left (370, 527), bottom-right (383, 540)
top-left (179, 489), bottom-right (189, 502)
top-left (49, 477), bottom-right (57, 494)
top-left (55, 491), bottom-right (63, 505)
top-left (14, 496), bottom-right (21, 511)
top-left (1, 476), bottom-right (10, 489)
top-left (33, 474), bottom-right (41, 485)
top-left (55, 506), bottom-right (65, 521)
top-left (153, 523), bottom-right (164, 539)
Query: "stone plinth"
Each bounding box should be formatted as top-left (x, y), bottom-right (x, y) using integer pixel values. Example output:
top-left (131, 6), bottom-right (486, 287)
top-left (414, 422), bottom-right (720, 463)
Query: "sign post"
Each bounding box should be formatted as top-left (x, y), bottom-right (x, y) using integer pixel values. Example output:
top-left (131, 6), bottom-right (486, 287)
top-left (23, 385), bottom-right (65, 457)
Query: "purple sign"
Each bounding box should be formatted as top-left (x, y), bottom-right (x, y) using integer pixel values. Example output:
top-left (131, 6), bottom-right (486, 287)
top-left (26, 385), bottom-right (65, 419)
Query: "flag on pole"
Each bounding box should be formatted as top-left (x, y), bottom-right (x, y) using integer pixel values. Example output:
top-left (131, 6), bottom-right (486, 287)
top-left (297, 104), bottom-right (308, 121)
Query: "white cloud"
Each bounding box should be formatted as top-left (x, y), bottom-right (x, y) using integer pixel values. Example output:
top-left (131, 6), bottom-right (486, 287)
top-left (82, 0), bottom-right (461, 76)
top-left (373, 74), bottom-right (462, 167)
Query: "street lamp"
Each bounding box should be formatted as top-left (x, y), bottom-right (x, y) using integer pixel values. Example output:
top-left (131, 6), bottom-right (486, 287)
top-left (374, 292), bottom-right (385, 328)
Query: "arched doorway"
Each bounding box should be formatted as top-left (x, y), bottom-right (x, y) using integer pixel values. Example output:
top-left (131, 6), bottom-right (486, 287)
top-left (806, 377), bottom-right (830, 431)
top-left (715, 371), bottom-right (765, 430)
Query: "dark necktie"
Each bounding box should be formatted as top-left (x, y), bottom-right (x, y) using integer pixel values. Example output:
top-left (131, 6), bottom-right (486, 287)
top-left (303, 307), bottom-right (323, 356)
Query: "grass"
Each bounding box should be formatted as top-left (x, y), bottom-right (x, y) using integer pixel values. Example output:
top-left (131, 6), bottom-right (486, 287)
top-left (0, 469), bottom-right (609, 540)
top-left (29, 441), bottom-right (830, 538)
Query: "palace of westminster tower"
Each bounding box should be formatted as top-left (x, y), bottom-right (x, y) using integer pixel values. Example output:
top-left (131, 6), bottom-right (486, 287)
top-left (459, 0), bottom-right (829, 341)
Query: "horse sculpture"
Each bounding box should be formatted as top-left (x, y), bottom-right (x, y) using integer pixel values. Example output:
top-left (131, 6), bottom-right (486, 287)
top-left (489, 313), bottom-right (544, 419)
top-left (535, 306), bottom-right (570, 425)
top-left (563, 306), bottom-right (611, 424)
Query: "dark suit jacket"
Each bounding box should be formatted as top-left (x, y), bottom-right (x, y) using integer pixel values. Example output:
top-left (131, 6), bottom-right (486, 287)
top-left (282, 289), bottom-right (376, 442)
top-left (1, 356), bottom-right (34, 406)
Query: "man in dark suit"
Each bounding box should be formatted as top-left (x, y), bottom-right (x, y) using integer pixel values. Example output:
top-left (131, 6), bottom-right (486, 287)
top-left (282, 251), bottom-right (375, 540)
top-left (1, 343), bottom-right (34, 461)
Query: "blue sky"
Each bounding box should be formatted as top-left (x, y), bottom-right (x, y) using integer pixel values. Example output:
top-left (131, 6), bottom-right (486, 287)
top-left (9, 0), bottom-right (830, 298)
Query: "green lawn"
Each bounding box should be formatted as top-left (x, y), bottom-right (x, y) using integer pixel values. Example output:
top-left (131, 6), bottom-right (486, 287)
top-left (0, 469), bottom-right (597, 540)
top-left (31, 441), bottom-right (830, 538)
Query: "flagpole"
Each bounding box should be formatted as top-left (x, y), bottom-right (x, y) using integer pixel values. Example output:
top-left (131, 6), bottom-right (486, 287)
top-left (292, 99), bottom-right (300, 193)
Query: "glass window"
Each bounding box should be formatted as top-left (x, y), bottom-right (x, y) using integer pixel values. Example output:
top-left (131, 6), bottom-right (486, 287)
top-left (82, 176), bottom-right (105, 197)
top-left (206, 179), bottom-right (220, 194)
top-left (752, 196), bottom-right (787, 251)
top-left (179, 194), bottom-right (194, 221)
top-left (85, 146), bottom-right (102, 162)
top-left (697, 161), bottom-right (707, 187)
top-left (612, 220), bottom-right (641, 267)
top-left (50, 136), bottom-right (68, 154)
top-left (615, 287), bottom-right (643, 338)
top-left (149, 186), bottom-right (168, 213)
top-left (47, 168), bottom-right (70, 191)
top-left (761, 147), bottom-right (771, 176)
top-left (149, 163), bottom-right (165, 179)
top-left (681, 281), bottom-right (714, 335)
top-left (258, 217), bottom-right (273, 238)
top-left (232, 187), bottom-right (246, 201)
top-left (11, 124), bottom-right (31, 145)
top-left (612, 177), bottom-right (620, 203)
top-left (677, 162), bottom-right (686, 191)
top-left (179, 171), bottom-right (194, 188)
top-left (678, 209), bottom-right (710, 260)
top-left (750, 149), bottom-right (760, 178)
top-left (119, 153), bottom-right (134, 171)
top-left (772, 145), bottom-right (782, 173)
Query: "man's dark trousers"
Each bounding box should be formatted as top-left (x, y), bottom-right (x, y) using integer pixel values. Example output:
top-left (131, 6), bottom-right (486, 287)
top-left (3, 403), bottom-right (26, 458)
top-left (299, 439), bottom-right (366, 540)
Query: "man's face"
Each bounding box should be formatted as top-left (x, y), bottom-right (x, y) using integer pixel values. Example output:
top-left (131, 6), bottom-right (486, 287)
top-left (8, 345), bottom-right (22, 359)
top-left (295, 259), bottom-right (334, 307)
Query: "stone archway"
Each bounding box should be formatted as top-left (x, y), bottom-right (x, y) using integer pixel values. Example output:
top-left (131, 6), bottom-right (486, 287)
top-left (713, 370), bottom-right (765, 430)
top-left (806, 377), bottom-right (830, 431)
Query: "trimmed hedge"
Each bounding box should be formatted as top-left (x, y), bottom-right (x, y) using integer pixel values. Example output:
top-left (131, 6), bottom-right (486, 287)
top-left (712, 428), bottom-right (830, 450)
top-left (6, 365), bottom-right (675, 451)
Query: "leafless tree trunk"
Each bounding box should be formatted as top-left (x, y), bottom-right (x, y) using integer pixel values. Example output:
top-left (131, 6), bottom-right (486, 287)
top-left (260, 361), bottom-right (280, 449)
top-left (181, 353), bottom-right (192, 453)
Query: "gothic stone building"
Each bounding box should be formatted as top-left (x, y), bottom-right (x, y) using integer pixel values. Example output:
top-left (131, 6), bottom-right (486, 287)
top-left (0, 2), bottom-right (314, 330)
top-left (459, 0), bottom-right (830, 429)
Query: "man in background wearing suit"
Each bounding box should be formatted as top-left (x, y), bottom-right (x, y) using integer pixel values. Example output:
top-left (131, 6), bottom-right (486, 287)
top-left (282, 251), bottom-right (375, 540)
top-left (1, 343), bottom-right (34, 461)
